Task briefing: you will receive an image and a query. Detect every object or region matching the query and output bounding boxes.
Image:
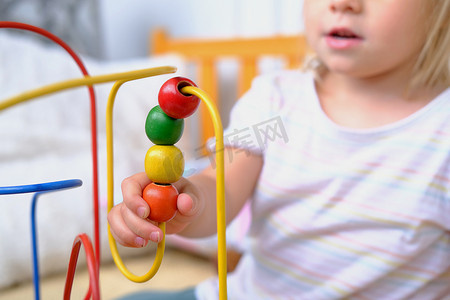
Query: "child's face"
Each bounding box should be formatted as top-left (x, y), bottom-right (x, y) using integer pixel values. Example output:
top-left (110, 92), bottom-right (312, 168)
top-left (303, 0), bottom-right (429, 79)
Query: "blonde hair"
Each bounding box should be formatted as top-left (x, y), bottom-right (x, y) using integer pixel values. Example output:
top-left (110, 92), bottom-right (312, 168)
top-left (411, 0), bottom-right (450, 89)
top-left (305, 0), bottom-right (450, 90)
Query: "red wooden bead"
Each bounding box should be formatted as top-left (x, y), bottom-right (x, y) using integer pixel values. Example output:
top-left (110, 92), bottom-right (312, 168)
top-left (142, 182), bottom-right (178, 223)
top-left (158, 77), bottom-right (200, 119)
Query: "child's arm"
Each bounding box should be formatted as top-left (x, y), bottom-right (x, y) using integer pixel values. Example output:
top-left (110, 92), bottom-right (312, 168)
top-left (107, 147), bottom-right (263, 247)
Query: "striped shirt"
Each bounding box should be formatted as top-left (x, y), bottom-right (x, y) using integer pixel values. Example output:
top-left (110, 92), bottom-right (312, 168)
top-left (196, 71), bottom-right (450, 299)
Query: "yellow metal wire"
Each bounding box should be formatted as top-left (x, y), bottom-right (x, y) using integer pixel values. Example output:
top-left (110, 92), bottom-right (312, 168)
top-left (181, 86), bottom-right (227, 300)
top-left (0, 64), bottom-right (227, 299)
top-left (0, 66), bottom-right (176, 111)
top-left (0, 65), bottom-right (177, 281)
top-left (106, 79), bottom-right (168, 282)
top-left (105, 77), bottom-right (227, 299)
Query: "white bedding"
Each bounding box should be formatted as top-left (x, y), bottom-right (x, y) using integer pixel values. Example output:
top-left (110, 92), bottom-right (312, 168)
top-left (0, 31), bottom-right (199, 289)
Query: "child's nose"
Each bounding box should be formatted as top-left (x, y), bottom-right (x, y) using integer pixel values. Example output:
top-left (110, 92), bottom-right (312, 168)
top-left (330, 0), bottom-right (363, 14)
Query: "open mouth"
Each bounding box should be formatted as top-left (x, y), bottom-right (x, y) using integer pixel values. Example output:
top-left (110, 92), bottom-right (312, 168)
top-left (325, 28), bottom-right (362, 49)
top-left (328, 28), bottom-right (361, 39)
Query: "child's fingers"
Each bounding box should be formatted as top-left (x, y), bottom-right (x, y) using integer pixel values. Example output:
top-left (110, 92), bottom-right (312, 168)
top-left (177, 192), bottom-right (197, 217)
top-left (120, 202), bottom-right (163, 243)
top-left (107, 204), bottom-right (149, 248)
top-left (164, 192), bottom-right (201, 234)
top-left (121, 172), bottom-right (152, 218)
top-left (173, 177), bottom-right (203, 220)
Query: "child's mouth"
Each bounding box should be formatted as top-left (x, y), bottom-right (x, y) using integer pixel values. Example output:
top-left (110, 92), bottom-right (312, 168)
top-left (325, 28), bottom-right (362, 49)
top-left (328, 28), bottom-right (360, 39)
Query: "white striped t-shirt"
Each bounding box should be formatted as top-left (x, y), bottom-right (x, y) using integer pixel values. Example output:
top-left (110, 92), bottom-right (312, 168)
top-left (196, 71), bottom-right (450, 300)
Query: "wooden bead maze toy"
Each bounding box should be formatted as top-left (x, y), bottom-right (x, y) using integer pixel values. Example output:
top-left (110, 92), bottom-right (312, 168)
top-left (0, 22), bottom-right (228, 300)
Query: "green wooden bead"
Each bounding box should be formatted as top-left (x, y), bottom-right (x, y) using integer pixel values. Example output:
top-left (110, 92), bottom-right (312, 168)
top-left (145, 105), bottom-right (184, 145)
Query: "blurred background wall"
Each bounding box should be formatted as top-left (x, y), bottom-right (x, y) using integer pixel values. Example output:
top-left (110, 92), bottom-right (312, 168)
top-left (0, 0), bottom-right (304, 61)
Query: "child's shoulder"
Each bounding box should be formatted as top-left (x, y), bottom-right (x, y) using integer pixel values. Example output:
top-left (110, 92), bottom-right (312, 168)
top-left (247, 70), bottom-right (316, 108)
top-left (252, 69), bottom-right (314, 88)
top-left (230, 70), bottom-right (318, 127)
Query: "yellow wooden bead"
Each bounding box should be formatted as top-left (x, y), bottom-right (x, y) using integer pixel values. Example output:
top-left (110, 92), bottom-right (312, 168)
top-left (144, 145), bottom-right (184, 183)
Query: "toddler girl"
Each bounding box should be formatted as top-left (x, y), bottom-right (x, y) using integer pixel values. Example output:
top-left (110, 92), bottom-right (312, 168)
top-left (109, 0), bottom-right (450, 299)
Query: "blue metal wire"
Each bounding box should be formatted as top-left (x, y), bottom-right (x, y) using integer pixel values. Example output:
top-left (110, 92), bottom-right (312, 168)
top-left (0, 179), bottom-right (82, 300)
top-left (0, 179), bottom-right (82, 195)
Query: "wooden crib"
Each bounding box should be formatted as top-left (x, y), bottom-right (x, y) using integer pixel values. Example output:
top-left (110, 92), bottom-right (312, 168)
top-left (150, 28), bottom-right (309, 152)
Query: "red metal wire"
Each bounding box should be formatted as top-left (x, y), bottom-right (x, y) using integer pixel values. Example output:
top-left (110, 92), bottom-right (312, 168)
top-left (64, 233), bottom-right (100, 300)
top-left (0, 21), bottom-right (101, 264)
top-left (0, 21), bottom-right (101, 299)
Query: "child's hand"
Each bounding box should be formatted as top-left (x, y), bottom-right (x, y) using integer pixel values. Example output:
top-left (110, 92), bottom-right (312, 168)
top-left (107, 172), bottom-right (203, 248)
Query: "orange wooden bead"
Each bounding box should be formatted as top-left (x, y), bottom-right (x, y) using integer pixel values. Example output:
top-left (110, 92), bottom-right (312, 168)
top-left (142, 182), bottom-right (178, 222)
